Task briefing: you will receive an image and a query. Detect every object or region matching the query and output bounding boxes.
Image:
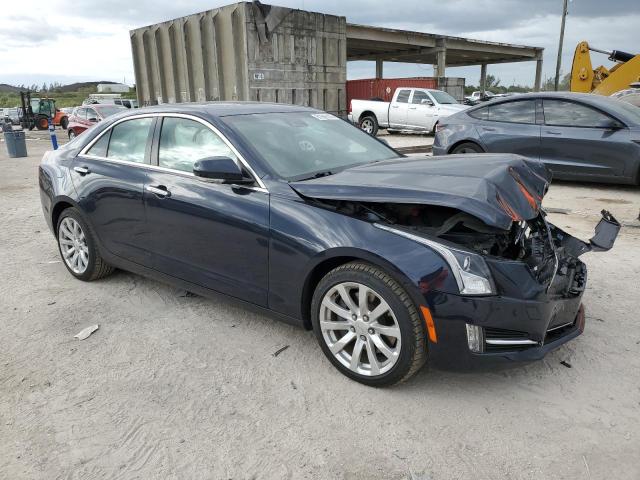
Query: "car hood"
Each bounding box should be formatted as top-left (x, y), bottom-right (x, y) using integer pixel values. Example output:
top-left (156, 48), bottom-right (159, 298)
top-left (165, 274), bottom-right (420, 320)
top-left (290, 154), bottom-right (551, 231)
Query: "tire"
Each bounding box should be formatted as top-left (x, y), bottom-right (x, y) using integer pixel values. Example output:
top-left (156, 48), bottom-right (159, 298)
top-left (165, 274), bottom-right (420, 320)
top-left (451, 142), bottom-right (483, 154)
top-left (36, 116), bottom-right (49, 130)
top-left (311, 262), bottom-right (426, 387)
top-left (60, 116), bottom-right (68, 130)
top-left (56, 207), bottom-right (114, 281)
top-left (359, 115), bottom-right (379, 136)
top-left (68, 129), bottom-right (76, 140)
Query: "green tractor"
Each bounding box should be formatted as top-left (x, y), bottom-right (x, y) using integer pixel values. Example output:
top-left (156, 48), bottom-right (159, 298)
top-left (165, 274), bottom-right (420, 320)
top-left (19, 91), bottom-right (68, 131)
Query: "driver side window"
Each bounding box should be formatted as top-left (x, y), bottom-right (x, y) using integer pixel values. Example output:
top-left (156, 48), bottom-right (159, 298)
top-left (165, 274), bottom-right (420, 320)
top-left (158, 117), bottom-right (237, 173)
top-left (411, 91), bottom-right (431, 105)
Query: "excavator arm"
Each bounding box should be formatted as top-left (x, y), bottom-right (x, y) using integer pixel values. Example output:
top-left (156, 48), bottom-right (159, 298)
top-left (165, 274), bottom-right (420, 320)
top-left (570, 41), bottom-right (640, 96)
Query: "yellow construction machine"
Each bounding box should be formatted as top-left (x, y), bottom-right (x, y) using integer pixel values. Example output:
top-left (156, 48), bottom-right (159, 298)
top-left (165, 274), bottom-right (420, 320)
top-left (570, 41), bottom-right (640, 96)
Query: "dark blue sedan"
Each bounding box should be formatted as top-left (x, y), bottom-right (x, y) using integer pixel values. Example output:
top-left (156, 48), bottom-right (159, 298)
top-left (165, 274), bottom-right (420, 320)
top-left (39, 103), bottom-right (619, 386)
top-left (433, 92), bottom-right (640, 185)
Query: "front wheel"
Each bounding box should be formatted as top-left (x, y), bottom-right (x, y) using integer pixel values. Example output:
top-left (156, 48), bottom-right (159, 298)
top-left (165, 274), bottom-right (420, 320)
top-left (359, 115), bottom-right (379, 136)
top-left (60, 116), bottom-right (68, 130)
top-left (311, 262), bottom-right (426, 387)
top-left (57, 208), bottom-right (114, 281)
top-left (36, 116), bottom-right (49, 130)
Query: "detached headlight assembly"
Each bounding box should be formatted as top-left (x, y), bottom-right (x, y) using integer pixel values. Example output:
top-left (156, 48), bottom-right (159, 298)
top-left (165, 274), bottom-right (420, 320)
top-left (375, 224), bottom-right (495, 295)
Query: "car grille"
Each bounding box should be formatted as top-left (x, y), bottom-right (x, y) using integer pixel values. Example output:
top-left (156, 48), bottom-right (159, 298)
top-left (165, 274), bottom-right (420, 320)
top-left (484, 327), bottom-right (538, 353)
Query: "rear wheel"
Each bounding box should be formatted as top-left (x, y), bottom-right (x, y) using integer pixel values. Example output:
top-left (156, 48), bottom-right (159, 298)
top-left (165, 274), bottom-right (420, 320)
top-left (451, 141), bottom-right (483, 154)
top-left (57, 208), bottom-right (114, 281)
top-left (359, 115), bottom-right (379, 136)
top-left (60, 116), bottom-right (68, 130)
top-left (311, 262), bottom-right (426, 387)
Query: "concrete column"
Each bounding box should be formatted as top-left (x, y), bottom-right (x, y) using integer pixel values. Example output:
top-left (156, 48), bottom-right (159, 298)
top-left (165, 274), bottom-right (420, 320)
top-left (375, 59), bottom-right (383, 79)
top-left (534, 55), bottom-right (543, 92)
top-left (435, 38), bottom-right (446, 77)
top-left (480, 64), bottom-right (487, 93)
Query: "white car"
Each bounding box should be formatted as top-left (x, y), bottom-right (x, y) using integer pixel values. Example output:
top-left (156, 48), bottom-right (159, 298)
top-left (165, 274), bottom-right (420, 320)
top-left (349, 88), bottom-right (468, 135)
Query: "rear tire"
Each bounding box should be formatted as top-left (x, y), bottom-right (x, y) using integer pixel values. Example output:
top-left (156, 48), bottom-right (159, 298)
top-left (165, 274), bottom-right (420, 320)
top-left (60, 117), bottom-right (68, 130)
top-left (56, 207), bottom-right (114, 281)
top-left (359, 115), bottom-right (379, 136)
top-left (451, 141), bottom-right (483, 154)
top-left (311, 262), bottom-right (427, 387)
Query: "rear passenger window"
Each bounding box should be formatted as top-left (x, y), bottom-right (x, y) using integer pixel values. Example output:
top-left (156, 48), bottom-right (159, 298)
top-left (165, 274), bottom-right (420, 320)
top-left (158, 117), bottom-right (237, 173)
top-left (396, 90), bottom-right (411, 103)
top-left (86, 132), bottom-right (110, 157)
top-left (488, 100), bottom-right (536, 124)
top-left (107, 117), bottom-right (153, 163)
top-left (469, 106), bottom-right (488, 120)
top-left (543, 99), bottom-right (613, 127)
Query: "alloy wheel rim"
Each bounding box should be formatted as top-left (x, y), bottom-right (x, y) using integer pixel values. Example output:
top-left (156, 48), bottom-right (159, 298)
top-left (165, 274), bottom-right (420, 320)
top-left (58, 217), bottom-right (89, 274)
top-left (361, 120), bottom-right (373, 133)
top-left (320, 282), bottom-right (401, 376)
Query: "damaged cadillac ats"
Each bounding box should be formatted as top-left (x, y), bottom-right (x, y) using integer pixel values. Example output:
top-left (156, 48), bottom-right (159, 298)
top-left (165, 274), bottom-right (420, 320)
top-left (39, 103), bottom-right (620, 386)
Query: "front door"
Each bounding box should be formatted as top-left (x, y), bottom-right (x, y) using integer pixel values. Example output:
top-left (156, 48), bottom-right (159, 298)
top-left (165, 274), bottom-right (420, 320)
top-left (143, 116), bottom-right (270, 306)
top-left (540, 99), bottom-right (631, 179)
top-left (70, 116), bottom-right (155, 265)
top-left (406, 89), bottom-right (436, 131)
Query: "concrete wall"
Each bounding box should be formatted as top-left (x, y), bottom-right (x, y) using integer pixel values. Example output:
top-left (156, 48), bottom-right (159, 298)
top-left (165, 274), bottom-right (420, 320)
top-left (130, 2), bottom-right (347, 114)
top-left (437, 77), bottom-right (465, 102)
top-left (96, 83), bottom-right (130, 93)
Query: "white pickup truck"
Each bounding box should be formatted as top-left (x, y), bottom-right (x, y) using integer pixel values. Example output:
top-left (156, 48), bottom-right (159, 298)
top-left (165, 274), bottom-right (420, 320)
top-left (349, 88), bottom-right (468, 136)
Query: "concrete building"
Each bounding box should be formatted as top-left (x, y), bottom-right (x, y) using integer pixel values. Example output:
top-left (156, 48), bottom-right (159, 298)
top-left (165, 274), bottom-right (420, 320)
top-left (130, 1), bottom-right (543, 112)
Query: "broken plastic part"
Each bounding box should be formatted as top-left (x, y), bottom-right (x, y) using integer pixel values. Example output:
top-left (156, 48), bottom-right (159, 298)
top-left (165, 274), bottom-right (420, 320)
top-left (589, 210), bottom-right (621, 251)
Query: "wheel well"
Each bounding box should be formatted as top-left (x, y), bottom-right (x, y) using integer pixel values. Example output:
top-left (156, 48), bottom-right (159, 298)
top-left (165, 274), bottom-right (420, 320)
top-left (300, 256), bottom-right (358, 330)
top-left (51, 201), bottom-right (73, 234)
top-left (448, 139), bottom-right (483, 154)
top-left (358, 111), bottom-right (375, 123)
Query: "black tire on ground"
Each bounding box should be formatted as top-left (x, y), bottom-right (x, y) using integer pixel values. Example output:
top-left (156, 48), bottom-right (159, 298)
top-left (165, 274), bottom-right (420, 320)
top-left (56, 207), bottom-right (114, 281)
top-left (359, 115), bottom-right (379, 136)
top-left (451, 141), bottom-right (483, 154)
top-left (311, 261), bottom-right (427, 387)
top-left (60, 117), bottom-right (68, 130)
top-left (35, 116), bottom-right (49, 130)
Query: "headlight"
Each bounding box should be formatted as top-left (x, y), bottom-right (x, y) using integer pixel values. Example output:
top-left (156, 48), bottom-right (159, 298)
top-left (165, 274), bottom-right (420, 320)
top-left (374, 224), bottom-right (495, 295)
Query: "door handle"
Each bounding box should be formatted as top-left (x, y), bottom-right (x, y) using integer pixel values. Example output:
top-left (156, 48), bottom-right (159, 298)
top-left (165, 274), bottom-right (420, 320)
top-left (73, 166), bottom-right (90, 175)
top-left (146, 185), bottom-right (171, 198)
top-left (545, 130), bottom-right (562, 135)
top-left (481, 127), bottom-right (496, 132)
top-left (391, 105), bottom-right (399, 108)
top-left (408, 106), bottom-right (417, 110)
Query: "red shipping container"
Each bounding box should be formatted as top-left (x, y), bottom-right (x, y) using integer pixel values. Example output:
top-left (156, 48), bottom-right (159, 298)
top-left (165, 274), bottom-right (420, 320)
top-left (347, 77), bottom-right (438, 112)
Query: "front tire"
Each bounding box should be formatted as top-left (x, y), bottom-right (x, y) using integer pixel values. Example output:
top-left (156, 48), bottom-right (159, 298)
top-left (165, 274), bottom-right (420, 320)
top-left (311, 262), bottom-right (426, 387)
top-left (57, 207), bottom-right (114, 281)
top-left (60, 116), bottom-right (68, 130)
top-left (359, 115), bottom-right (379, 136)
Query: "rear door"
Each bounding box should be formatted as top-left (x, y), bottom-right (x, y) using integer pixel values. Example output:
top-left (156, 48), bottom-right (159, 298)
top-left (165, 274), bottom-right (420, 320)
top-left (477, 99), bottom-right (541, 158)
top-left (388, 89), bottom-right (411, 128)
top-left (406, 89), bottom-right (436, 131)
top-left (70, 116), bottom-right (155, 265)
top-left (143, 115), bottom-right (270, 305)
top-left (540, 99), bottom-right (631, 178)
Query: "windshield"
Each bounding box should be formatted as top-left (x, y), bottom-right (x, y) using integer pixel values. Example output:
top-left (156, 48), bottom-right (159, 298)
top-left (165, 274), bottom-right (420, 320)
top-left (430, 91), bottom-right (458, 104)
top-left (609, 98), bottom-right (640, 125)
top-left (223, 112), bottom-right (399, 180)
top-left (97, 106), bottom-right (126, 118)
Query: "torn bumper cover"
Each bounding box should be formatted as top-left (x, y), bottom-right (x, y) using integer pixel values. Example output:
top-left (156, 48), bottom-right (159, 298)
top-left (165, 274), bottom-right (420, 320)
top-left (426, 210), bottom-right (620, 370)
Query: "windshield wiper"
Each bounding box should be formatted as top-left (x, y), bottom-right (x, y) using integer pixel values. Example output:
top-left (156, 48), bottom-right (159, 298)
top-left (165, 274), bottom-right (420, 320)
top-left (295, 170), bottom-right (334, 181)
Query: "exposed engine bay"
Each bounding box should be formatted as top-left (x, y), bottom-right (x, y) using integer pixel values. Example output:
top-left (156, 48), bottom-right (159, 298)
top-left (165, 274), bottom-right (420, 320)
top-left (310, 199), bottom-right (620, 297)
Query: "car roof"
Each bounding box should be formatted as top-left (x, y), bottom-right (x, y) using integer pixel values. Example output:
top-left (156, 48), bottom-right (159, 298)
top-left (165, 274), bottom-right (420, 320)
top-left (124, 101), bottom-right (318, 118)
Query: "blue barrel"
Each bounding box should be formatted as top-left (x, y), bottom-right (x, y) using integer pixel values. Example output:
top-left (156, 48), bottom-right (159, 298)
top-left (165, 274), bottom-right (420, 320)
top-left (3, 130), bottom-right (28, 158)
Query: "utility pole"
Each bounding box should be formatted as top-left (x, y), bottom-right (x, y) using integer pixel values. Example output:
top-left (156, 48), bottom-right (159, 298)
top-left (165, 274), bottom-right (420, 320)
top-left (554, 0), bottom-right (569, 91)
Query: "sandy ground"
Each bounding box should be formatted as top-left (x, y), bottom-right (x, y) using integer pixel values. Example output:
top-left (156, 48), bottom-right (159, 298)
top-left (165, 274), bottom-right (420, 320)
top-left (1, 129), bottom-right (640, 480)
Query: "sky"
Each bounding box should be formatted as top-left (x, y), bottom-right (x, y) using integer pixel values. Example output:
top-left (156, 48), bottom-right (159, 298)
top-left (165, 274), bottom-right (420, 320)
top-left (1, 0), bottom-right (639, 88)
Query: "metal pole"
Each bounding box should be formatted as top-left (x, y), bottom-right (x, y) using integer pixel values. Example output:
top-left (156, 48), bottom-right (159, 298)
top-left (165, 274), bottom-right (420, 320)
top-left (554, 0), bottom-right (569, 91)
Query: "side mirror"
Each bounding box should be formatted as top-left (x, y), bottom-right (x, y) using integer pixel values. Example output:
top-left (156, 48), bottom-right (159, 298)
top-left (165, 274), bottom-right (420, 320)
top-left (421, 99), bottom-right (434, 106)
top-left (599, 118), bottom-right (623, 130)
top-left (193, 156), bottom-right (253, 183)
top-left (88, 117), bottom-right (99, 122)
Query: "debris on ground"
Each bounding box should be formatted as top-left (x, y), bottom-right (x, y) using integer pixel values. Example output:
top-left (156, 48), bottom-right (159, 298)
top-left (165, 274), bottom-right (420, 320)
top-left (560, 360), bottom-right (572, 368)
top-left (74, 324), bottom-right (99, 340)
top-left (178, 291), bottom-right (197, 298)
top-left (272, 345), bottom-right (290, 357)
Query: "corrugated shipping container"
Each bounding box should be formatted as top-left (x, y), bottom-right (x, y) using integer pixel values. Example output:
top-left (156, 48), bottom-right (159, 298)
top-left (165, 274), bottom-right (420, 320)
top-left (346, 77), bottom-right (466, 108)
top-left (130, 2), bottom-right (347, 114)
top-left (346, 78), bottom-right (437, 107)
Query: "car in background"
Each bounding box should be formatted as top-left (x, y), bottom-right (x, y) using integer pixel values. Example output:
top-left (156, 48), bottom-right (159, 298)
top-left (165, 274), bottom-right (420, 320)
top-left (434, 92), bottom-right (640, 185)
top-left (349, 88), bottom-right (467, 135)
top-left (39, 103), bottom-right (619, 386)
top-left (1, 107), bottom-right (20, 125)
top-left (67, 104), bottom-right (126, 139)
